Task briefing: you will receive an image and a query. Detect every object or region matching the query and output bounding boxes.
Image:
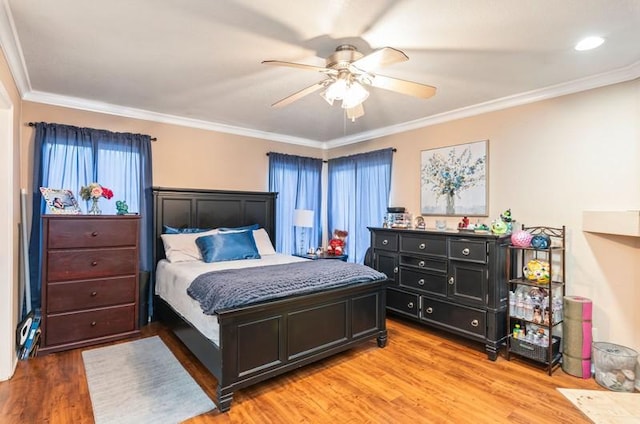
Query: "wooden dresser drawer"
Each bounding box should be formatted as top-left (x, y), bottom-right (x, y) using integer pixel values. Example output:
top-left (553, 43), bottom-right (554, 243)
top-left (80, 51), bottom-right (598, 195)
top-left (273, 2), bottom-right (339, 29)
top-left (373, 232), bottom-right (398, 251)
top-left (47, 247), bottom-right (137, 281)
top-left (386, 288), bottom-right (419, 317)
top-left (400, 235), bottom-right (447, 257)
top-left (399, 268), bottom-right (447, 296)
top-left (45, 305), bottom-right (136, 346)
top-left (448, 239), bottom-right (487, 263)
top-left (47, 276), bottom-right (136, 313)
top-left (400, 255), bottom-right (447, 273)
top-left (47, 217), bottom-right (138, 249)
top-left (421, 297), bottom-right (486, 338)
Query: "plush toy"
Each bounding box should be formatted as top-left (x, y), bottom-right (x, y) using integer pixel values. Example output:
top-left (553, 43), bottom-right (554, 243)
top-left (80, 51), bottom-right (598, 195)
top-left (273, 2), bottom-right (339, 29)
top-left (326, 229), bottom-right (348, 255)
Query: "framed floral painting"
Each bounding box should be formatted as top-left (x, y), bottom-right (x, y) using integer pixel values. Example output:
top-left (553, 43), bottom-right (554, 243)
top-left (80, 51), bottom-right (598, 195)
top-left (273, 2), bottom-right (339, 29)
top-left (420, 140), bottom-right (488, 216)
top-left (40, 187), bottom-right (82, 214)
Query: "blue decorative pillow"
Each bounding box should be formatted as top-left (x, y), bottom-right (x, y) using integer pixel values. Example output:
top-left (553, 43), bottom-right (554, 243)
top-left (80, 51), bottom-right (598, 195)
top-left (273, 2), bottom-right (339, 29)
top-left (196, 231), bottom-right (261, 263)
top-left (218, 223), bottom-right (260, 233)
top-left (163, 225), bottom-right (212, 234)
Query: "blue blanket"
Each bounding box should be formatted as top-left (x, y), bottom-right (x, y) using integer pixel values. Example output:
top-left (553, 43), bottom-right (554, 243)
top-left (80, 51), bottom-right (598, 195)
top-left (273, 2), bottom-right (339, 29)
top-left (187, 260), bottom-right (387, 314)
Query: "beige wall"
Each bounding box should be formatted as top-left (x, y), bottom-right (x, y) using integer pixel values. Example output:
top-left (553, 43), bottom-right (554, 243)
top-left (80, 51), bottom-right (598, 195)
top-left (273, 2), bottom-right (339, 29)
top-left (14, 75), bottom-right (640, 364)
top-left (330, 79), bottom-right (640, 353)
top-left (0, 46), bottom-right (23, 380)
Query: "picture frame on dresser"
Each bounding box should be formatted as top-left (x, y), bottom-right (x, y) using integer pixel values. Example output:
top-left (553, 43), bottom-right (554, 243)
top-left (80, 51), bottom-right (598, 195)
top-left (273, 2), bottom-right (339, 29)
top-left (420, 139), bottom-right (488, 216)
top-left (40, 187), bottom-right (81, 214)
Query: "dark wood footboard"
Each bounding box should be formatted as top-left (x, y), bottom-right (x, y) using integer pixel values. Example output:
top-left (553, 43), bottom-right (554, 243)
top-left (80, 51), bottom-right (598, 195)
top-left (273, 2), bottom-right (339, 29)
top-left (156, 279), bottom-right (386, 412)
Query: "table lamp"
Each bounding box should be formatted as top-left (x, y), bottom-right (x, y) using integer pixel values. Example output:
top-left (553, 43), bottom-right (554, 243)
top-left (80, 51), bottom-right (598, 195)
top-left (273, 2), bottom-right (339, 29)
top-left (293, 209), bottom-right (314, 255)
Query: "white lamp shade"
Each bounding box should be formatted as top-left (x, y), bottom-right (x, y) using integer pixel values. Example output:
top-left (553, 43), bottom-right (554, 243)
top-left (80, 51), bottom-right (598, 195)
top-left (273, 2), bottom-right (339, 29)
top-left (293, 209), bottom-right (314, 228)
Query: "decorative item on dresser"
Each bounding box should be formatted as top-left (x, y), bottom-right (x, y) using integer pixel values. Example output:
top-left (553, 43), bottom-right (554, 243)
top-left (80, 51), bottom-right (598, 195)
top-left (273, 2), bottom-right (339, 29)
top-left (368, 227), bottom-right (510, 360)
top-left (39, 215), bottom-right (140, 354)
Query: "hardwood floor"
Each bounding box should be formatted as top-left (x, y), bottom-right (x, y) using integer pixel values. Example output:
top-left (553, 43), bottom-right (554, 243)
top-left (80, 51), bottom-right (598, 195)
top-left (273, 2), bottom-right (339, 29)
top-left (0, 316), bottom-right (602, 423)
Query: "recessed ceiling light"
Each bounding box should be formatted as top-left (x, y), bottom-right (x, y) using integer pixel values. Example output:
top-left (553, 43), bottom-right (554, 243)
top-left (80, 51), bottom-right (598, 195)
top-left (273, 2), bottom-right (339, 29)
top-left (575, 36), bottom-right (605, 51)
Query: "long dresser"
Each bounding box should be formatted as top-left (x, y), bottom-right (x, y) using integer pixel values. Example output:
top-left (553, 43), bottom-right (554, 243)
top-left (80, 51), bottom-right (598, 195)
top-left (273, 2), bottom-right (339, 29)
top-left (40, 215), bottom-right (140, 354)
top-left (369, 227), bottom-right (510, 360)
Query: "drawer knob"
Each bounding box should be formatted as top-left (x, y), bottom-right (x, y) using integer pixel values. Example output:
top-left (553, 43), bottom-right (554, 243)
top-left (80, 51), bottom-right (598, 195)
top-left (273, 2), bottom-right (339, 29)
top-left (418, 243), bottom-right (426, 250)
top-left (449, 277), bottom-right (454, 285)
top-left (91, 231), bottom-right (99, 237)
top-left (407, 302), bottom-right (414, 309)
top-left (418, 260), bottom-right (425, 267)
top-left (471, 319), bottom-right (479, 327)
top-left (462, 248), bottom-right (470, 256)
top-left (393, 267), bottom-right (398, 274)
top-left (382, 239), bottom-right (389, 245)
top-left (418, 278), bottom-right (425, 286)
top-left (90, 291), bottom-right (97, 297)
top-left (90, 321), bottom-right (97, 327)
top-left (425, 307), bottom-right (433, 314)
top-left (91, 261), bottom-right (98, 266)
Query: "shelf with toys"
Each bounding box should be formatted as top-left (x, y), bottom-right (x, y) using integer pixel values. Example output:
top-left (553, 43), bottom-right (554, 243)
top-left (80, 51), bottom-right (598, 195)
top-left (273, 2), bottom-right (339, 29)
top-left (505, 225), bottom-right (566, 375)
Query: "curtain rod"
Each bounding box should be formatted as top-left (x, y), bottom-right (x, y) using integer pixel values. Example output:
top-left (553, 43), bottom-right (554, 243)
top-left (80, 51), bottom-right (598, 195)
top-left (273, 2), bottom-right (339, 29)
top-left (26, 122), bottom-right (157, 141)
top-left (266, 148), bottom-right (396, 163)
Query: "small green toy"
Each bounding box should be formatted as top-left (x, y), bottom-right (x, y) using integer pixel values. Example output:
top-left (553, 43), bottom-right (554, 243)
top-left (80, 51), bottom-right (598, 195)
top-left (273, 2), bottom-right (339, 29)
top-left (116, 200), bottom-right (129, 215)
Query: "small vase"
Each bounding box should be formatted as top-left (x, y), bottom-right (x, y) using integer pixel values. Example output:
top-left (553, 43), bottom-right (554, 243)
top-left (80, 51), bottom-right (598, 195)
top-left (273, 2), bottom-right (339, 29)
top-left (88, 198), bottom-right (102, 215)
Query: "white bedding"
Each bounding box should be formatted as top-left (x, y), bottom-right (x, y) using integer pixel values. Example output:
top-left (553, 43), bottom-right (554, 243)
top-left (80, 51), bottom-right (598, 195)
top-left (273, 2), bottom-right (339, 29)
top-left (155, 254), bottom-right (308, 346)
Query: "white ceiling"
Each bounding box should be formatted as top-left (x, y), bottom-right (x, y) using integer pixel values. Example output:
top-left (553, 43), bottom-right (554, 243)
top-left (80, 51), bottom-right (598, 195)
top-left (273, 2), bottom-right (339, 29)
top-left (2, 0), bottom-right (639, 148)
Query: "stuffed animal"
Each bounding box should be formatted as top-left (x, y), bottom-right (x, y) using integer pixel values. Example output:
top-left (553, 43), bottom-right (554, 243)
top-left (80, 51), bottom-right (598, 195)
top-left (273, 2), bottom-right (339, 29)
top-left (326, 229), bottom-right (348, 255)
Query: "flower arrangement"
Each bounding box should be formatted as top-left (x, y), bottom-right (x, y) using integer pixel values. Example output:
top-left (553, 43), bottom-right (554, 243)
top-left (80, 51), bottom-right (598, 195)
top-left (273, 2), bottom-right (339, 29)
top-left (80, 183), bottom-right (114, 201)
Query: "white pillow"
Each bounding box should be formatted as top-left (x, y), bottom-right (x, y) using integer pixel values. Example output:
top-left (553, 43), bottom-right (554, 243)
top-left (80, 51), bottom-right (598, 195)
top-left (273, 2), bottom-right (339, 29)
top-left (161, 229), bottom-right (218, 262)
top-left (253, 228), bottom-right (276, 255)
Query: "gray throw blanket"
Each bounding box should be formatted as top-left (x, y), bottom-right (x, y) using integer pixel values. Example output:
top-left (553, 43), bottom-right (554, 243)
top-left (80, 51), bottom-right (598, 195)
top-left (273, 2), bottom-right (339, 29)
top-left (187, 260), bottom-right (387, 314)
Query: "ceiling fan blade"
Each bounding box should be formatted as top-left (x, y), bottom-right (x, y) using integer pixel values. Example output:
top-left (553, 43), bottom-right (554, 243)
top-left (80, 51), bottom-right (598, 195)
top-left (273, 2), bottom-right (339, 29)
top-left (271, 80), bottom-right (329, 108)
top-left (350, 47), bottom-right (408, 72)
top-left (262, 60), bottom-right (335, 75)
top-left (346, 103), bottom-right (365, 121)
top-left (368, 74), bottom-right (436, 99)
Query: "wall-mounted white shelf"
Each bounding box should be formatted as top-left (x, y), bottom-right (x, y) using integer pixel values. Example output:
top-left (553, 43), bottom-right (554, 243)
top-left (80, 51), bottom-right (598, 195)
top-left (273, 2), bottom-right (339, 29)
top-left (582, 211), bottom-right (640, 237)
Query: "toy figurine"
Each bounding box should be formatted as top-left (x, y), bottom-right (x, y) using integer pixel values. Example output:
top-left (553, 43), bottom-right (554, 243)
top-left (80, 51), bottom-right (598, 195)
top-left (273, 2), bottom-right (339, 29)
top-left (458, 216), bottom-right (470, 229)
top-left (115, 200), bottom-right (129, 215)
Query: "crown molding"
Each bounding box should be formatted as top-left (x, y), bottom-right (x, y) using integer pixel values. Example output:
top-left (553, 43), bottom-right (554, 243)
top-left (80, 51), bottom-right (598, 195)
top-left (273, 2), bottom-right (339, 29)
top-left (0, 0), bottom-right (30, 96)
top-left (17, 60), bottom-right (640, 150)
top-left (325, 59), bottom-right (640, 149)
top-left (23, 90), bottom-right (325, 149)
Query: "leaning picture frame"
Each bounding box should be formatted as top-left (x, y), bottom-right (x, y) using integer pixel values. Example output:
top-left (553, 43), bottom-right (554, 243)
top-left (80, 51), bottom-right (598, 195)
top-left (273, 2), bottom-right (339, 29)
top-left (40, 187), bottom-right (82, 214)
top-left (420, 140), bottom-right (488, 216)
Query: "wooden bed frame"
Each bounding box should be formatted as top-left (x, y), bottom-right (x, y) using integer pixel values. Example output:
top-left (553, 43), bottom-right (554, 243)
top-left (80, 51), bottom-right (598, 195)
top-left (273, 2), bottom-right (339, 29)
top-left (152, 187), bottom-right (387, 412)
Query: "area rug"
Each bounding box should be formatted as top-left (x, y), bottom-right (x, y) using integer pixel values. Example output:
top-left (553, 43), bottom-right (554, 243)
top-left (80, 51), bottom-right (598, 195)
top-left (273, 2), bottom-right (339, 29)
top-left (82, 336), bottom-right (216, 424)
top-left (558, 388), bottom-right (640, 423)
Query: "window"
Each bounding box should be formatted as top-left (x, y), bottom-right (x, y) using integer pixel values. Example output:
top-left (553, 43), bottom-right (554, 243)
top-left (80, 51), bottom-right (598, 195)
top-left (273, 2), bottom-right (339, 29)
top-left (328, 149), bottom-right (393, 263)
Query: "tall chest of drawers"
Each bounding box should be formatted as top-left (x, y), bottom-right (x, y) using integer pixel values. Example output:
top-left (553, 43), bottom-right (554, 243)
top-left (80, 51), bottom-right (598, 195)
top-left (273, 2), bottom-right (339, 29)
top-left (369, 227), bottom-right (510, 360)
top-left (40, 215), bottom-right (140, 354)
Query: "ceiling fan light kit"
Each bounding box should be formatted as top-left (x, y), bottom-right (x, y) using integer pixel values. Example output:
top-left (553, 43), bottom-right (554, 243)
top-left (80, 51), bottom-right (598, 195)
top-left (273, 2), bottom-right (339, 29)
top-left (263, 44), bottom-right (436, 121)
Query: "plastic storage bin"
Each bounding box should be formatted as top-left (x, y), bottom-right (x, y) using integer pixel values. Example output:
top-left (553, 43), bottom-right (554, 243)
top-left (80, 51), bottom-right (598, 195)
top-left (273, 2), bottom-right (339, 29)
top-left (592, 342), bottom-right (638, 392)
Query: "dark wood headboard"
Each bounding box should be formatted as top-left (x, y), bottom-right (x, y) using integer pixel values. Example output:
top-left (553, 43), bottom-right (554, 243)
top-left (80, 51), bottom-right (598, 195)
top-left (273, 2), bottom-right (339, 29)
top-left (152, 187), bottom-right (277, 263)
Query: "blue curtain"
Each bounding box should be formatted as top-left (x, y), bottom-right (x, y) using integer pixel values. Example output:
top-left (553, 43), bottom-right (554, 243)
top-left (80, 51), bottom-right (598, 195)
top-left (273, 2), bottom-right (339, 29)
top-left (28, 123), bottom-right (153, 315)
top-left (268, 153), bottom-right (322, 255)
top-left (328, 148), bottom-right (393, 263)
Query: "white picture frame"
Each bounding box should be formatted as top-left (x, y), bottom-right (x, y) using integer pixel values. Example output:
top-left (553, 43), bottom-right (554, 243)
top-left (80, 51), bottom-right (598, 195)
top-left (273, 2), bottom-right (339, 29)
top-left (40, 187), bottom-right (82, 214)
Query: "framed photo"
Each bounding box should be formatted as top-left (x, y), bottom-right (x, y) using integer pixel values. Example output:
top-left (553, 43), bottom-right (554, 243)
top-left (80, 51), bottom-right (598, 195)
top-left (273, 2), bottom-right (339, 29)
top-left (40, 187), bottom-right (81, 214)
top-left (420, 140), bottom-right (488, 216)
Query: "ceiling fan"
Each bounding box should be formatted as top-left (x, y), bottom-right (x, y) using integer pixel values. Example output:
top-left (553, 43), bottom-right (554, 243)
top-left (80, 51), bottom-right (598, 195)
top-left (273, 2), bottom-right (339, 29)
top-left (262, 44), bottom-right (436, 121)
